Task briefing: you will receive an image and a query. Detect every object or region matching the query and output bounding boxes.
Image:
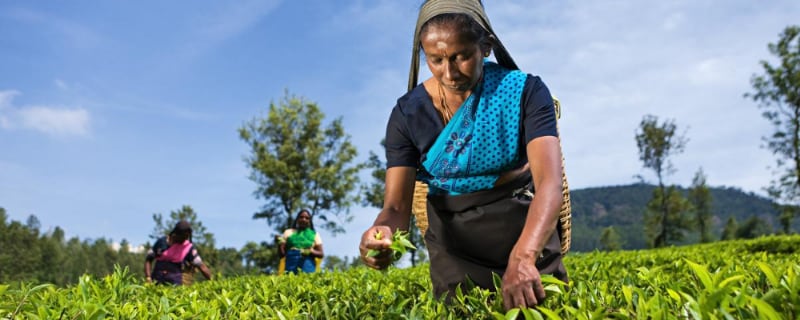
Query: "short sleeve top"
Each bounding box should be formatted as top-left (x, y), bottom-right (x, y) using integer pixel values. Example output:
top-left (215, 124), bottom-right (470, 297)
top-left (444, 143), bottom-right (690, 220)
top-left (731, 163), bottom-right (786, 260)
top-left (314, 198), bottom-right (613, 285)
top-left (385, 74), bottom-right (558, 169)
top-left (146, 237), bottom-right (204, 267)
top-left (282, 228), bottom-right (323, 246)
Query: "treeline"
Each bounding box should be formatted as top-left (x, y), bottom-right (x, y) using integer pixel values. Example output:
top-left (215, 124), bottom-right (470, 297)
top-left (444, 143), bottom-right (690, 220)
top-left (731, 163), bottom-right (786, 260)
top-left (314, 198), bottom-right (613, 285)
top-left (569, 183), bottom-right (798, 251)
top-left (0, 207), bottom-right (361, 287)
top-left (0, 208), bottom-right (142, 286)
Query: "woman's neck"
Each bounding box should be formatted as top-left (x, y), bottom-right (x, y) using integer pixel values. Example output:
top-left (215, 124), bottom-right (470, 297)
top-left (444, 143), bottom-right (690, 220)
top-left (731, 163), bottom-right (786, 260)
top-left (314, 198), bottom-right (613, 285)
top-left (424, 78), bottom-right (470, 123)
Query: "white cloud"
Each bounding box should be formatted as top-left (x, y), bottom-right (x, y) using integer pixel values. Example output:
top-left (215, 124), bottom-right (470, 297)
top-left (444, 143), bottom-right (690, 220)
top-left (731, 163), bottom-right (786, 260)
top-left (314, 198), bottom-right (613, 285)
top-left (0, 90), bottom-right (18, 108)
top-left (0, 90), bottom-right (91, 137)
top-left (0, 90), bottom-right (20, 129)
top-left (19, 106), bottom-right (90, 137)
top-left (686, 58), bottom-right (737, 86)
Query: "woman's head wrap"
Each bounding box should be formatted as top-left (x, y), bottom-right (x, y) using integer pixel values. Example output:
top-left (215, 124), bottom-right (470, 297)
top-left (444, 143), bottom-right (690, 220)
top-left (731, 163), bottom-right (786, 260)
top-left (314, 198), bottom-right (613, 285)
top-left (408, 0), bottom-right (519, 92)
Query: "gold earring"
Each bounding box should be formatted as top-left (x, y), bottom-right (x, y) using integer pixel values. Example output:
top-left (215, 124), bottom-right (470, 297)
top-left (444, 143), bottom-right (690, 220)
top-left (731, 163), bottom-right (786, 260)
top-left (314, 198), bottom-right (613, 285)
top-left (484, 51), bottom-right (490, 57)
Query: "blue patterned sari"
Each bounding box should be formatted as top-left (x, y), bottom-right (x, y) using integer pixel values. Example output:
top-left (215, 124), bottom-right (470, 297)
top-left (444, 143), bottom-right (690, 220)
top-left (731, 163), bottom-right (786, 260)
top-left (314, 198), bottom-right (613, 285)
top-left (420, 61), bottom-right (527, 195)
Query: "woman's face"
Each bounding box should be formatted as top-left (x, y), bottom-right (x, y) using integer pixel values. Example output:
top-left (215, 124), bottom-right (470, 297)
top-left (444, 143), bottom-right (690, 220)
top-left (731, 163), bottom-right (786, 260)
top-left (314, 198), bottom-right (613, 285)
top-left (296, 212), bottom-right (311, 229)
top-left (420, 23), bottom-right (486, 93)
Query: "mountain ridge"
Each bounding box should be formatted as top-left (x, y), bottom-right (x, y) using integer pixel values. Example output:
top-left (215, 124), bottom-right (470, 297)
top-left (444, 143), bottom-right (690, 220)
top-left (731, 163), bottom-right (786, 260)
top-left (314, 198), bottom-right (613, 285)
top-left (568, 183), bottom-right (787, 251)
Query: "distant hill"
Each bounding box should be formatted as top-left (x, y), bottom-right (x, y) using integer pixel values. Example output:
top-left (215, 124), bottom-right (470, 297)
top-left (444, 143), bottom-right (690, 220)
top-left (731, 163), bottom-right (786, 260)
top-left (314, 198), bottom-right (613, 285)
top-left (568, 183), bottom-right (792, 252)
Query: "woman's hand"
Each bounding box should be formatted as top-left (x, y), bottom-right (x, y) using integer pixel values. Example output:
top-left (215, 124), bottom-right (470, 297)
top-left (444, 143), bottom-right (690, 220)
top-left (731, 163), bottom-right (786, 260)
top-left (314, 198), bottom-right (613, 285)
top-left (359, 226), bottom-right (393, 270)
top-left (502, 255), bottom-right (545, 311)
top-left (361, 167), bottom-right (415, 269)
top-left (499, 136), bottom-right (561, 310)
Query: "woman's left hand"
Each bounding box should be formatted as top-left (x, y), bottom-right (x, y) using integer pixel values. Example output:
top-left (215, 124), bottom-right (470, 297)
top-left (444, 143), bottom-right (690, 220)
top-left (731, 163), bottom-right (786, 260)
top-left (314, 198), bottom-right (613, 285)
top-left (501, 256), bottom-right (545, 311)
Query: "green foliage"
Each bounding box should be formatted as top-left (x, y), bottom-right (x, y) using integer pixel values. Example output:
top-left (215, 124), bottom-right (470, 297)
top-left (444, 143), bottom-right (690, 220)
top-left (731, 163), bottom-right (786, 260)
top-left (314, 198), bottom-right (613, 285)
top-left (747, 25), bottom-right (800, 212)
top-left (360, 149), bottom-right (386, 210)
top-left (239, 241), bottom-right (280, 274)
top-left (721, 216), bottom-right (738, 241)
top-left (635, 114), bottom-right (688, 186)
top-left (689, 168), bottom-right (714, 243)
top-left (2, 236), bottom-right (799, 319)
top-left (150, 205), bottom-right (214, 247)
top-left (239, 91), bottom-right (364, 234)
top-left (645, 185), bottom-right (692, 248)
top-left (0, 208), bottom-right (147, 287)
top-left (736, 216), bottom-right (773, 239)
top-left (636, 115), bottom-right (690, 249)
top-left (599, 226), bottom-right (622, 251)
top-left (367, 230), bottom-right (418, 262)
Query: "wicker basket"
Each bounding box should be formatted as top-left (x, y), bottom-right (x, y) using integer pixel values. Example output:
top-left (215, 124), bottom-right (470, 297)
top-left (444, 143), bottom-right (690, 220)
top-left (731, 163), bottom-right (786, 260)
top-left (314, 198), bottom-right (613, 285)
top-left (411, 97), bottom-right (572, 255)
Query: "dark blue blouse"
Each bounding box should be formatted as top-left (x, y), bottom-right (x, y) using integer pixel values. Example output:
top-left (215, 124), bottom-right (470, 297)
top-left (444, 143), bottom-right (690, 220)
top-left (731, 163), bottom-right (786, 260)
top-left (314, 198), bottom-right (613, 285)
top-left (385, 74), bottom-right (558, 169)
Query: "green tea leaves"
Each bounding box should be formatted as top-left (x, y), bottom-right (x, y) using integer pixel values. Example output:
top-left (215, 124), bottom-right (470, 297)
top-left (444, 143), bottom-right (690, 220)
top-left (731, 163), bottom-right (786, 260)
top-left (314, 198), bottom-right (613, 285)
top-left (366, 230), bottom-right (417, 262)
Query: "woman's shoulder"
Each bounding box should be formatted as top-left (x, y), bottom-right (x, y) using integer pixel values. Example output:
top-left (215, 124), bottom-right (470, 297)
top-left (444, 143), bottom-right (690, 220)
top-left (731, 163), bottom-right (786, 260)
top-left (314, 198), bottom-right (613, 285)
top-left (523, 73), bottom-right (548, 91)
top-left (394, 84), bottom-right (430, 112)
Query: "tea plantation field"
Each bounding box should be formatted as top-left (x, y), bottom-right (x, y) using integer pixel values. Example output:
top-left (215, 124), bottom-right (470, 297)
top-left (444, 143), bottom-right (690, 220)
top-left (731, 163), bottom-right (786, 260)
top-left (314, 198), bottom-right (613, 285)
top-left (2, 235), bottom-right (799, 319)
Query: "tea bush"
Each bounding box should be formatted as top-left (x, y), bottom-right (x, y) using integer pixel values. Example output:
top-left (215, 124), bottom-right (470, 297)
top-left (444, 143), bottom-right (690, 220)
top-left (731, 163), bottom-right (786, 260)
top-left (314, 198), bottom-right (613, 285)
top-left (2, 235), bottom-right (798, 319)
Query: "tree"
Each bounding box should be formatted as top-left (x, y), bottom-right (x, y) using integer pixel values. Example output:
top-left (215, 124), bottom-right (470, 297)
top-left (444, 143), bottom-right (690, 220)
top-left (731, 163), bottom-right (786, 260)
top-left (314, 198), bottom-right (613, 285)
top-left (635, 115), bottom-right (689, 247)
top-left (360, 141), bottom-right (427, 267)
top-left (240, 241), bottom-right (279, 274)
top-left (688, 168), bottom-right (713, 243)
top-left (150, 205), bottom-right (215, 249)
top-left (735, 216), bottom-right (773, 239)
top-left (322, 255), bottom-right (347, 272)
top-left (37, 227), bottom-right (66, 284)
top-left (599, 226), bottom-right (622, 251)
top-left (778, 205), bottom-right (798, 234)
top-left (721, 217), bottom-right (738, 241)
top-left (0, 214), bottom-right (41, 283)
top-left (644, 186), bottom-right (692, 247)
top-left (361, 149), bottom-right (386, 210)
top-left (215, 247), bottom-right (246, 276)
top-left (239, 91), bottom-right (364, 234)
top-left (25, 214), bottom-right (41, 231)
top-left (747, 25), bottom-right (800, 228)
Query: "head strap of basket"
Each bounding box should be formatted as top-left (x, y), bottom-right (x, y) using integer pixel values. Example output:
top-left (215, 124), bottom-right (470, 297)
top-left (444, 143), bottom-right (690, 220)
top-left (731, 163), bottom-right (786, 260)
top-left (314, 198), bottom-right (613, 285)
top-left (411, 98), bottom-right (572, 255)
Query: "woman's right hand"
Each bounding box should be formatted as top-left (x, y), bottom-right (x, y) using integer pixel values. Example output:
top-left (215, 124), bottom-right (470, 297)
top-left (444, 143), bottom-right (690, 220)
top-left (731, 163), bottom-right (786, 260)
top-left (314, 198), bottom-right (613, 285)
top-left (359, 226), bottom-right (393, 270)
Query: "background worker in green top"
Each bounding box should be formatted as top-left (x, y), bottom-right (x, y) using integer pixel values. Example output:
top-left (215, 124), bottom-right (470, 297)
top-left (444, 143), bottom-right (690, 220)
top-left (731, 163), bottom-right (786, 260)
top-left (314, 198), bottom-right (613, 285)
top-left (279, 209), bottom-right (324, 274)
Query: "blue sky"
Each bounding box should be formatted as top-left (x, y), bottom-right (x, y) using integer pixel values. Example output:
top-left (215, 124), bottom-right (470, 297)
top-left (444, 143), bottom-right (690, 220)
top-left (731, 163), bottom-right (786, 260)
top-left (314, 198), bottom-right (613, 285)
top-left (1, 1), bottom-right (799, 260)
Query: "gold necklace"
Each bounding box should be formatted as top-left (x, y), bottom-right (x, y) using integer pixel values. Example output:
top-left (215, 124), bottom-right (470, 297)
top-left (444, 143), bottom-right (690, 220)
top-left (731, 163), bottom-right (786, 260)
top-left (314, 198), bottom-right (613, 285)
top-left (437, 82), bottom-right (454, 124)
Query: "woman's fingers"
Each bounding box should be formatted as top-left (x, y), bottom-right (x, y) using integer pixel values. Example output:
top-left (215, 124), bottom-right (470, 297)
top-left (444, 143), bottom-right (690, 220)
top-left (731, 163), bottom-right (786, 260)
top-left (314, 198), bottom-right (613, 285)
top-left (359, 226), bottom-right (393, 269)
top-left (503, 283), bottom-right (542, 310)
top-left (532, 278), bottom-right (546, 301)
top-left (522, 285), bottom-right (539, 307)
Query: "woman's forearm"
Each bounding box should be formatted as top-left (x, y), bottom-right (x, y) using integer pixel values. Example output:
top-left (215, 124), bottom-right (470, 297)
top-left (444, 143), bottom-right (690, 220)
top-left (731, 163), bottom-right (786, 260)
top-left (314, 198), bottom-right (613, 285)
top-left (372, 167), bottom-right (417, 231)
top-left (512, 136), bottom-right (563, 260)
top-left (512, 185), bottom-right (561, 260)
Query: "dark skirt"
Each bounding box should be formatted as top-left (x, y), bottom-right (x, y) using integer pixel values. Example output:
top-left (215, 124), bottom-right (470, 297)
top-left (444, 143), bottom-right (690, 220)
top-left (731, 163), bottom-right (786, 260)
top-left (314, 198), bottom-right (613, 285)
top-left (424, 173), bottom-right (568, 298)
top-left (152, 260), bottom-right (184, 285)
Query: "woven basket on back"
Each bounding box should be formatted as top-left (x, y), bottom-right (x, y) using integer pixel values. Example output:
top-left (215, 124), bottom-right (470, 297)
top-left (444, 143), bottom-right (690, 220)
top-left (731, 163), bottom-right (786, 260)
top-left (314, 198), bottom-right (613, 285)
top-left (412, 97), bottom-right (572, 255)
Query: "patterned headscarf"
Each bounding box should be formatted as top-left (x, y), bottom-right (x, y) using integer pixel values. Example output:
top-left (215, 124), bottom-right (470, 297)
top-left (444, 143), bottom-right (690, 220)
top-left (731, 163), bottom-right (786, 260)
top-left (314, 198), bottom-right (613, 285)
top-left (408, 0), bottom-right (519, 92)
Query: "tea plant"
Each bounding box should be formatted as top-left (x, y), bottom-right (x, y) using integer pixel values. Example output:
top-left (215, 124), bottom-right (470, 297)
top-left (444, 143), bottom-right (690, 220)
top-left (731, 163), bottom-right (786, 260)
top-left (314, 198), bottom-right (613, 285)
top-left (1, 235), bottom-right (798, 319)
